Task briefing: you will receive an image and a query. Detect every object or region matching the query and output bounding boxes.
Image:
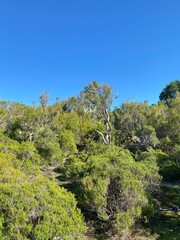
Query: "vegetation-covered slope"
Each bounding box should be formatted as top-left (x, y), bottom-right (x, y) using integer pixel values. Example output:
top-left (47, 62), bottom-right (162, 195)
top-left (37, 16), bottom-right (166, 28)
top-left (0, 80), bottom-right (179, 239)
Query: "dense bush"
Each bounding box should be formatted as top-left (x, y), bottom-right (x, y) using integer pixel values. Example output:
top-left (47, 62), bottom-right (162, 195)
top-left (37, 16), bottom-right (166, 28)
top-left (0, 152), bottom-right (86, 240)
top-left (0, 80), bottom-right (179, 238)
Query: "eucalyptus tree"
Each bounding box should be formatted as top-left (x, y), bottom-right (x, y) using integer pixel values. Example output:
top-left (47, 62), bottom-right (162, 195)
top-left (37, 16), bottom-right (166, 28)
top-left (79, 80), bottom-right (113, 145)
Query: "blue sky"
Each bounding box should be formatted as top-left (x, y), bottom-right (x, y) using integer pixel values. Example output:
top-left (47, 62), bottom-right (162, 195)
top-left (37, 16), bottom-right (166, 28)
top-left (0, 0), bottom-right (180, 107)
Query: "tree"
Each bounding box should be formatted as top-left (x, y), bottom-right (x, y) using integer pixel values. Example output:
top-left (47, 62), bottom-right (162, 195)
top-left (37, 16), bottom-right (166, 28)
top-left (39, 92), bottom-right (49, 111)
top-left (79, 80), bottom-right (113, 145)
top-left (159, 80), bottom-right (180, 103)
top-left (113, 101), bottom-right (159, 152)
top-left (2, 79), bottom-right (180, 237)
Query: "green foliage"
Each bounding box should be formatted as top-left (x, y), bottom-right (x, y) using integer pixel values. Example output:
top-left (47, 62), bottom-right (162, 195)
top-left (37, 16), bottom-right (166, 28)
top-left (79, 80), bottom-right (112, 116)
top-left (159, 80), bottom-right (180, 103)
top-left (59, 130), bottom-right (78, 159)
top-left (35, 128), bottom-right (62, 166)
top-left (65, 145), bottom-right (160, 233)
top-left (39, 92), bottom-right (49, 110)
top-left (146, 150), bottom-right (175, 180)
top-left (0, 154), bottom-right (86, 240)
top-left (113, 101), bottom-right (159, 152)
top-left (0, 80), bottom-right (179, 238)
top-left (0, 132), bottom-right (41, 175)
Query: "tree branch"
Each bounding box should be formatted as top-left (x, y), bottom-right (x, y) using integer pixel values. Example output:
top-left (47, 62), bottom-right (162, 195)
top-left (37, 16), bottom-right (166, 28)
top-left (95, 130), bottom-right (108, 144)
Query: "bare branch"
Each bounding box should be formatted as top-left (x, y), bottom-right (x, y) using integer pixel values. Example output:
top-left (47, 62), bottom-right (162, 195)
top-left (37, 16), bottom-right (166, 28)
top-left (95, 130), bottom-right (108, 144)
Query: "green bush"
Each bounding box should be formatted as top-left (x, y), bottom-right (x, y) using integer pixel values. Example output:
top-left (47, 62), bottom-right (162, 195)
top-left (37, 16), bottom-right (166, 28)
top-left (0, 153), bottom-right (86, 240)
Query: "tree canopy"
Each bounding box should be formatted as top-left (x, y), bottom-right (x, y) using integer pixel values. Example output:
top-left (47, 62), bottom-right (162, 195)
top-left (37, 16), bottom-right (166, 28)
top-left (159, 80), bottom-right (180, 103)
top-left (0, 80), bottom-right (179, 239)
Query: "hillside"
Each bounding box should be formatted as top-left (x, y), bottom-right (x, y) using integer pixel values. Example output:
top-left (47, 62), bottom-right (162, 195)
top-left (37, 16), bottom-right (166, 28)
top-left (0, 80), bottom-right (179, 239)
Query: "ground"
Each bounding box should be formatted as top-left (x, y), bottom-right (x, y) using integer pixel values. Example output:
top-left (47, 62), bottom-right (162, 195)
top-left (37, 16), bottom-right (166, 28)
top-left (145, 181), bottom-right (180, 240)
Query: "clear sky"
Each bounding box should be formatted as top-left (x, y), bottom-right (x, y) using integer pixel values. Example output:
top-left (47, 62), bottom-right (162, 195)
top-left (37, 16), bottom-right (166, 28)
top-left (0, 0), bottom-right (180, 107)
